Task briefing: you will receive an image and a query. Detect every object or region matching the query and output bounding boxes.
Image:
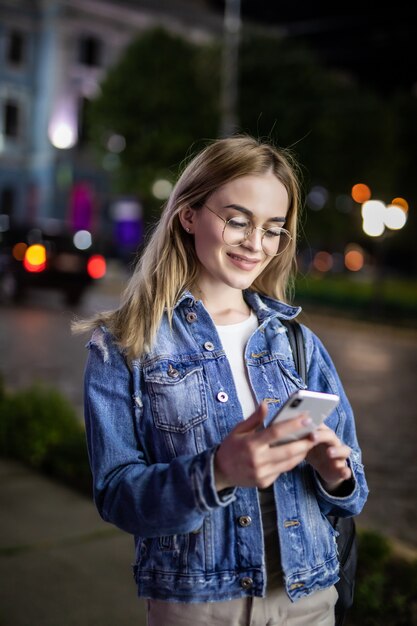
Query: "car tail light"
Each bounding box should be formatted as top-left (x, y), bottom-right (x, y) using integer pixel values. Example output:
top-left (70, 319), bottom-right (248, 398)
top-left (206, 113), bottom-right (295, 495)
top-left (87, 254), bottom-right (106, 279)
top-left (23, 244), bottom-right (47, 273)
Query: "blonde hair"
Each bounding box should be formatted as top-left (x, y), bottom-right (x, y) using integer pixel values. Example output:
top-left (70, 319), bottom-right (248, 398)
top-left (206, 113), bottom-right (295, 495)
top-left (73, 135), bottom-right (302, 359)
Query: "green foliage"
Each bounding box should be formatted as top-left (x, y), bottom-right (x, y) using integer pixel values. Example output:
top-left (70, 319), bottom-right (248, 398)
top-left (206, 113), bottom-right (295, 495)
top-left (0, 381), bottom-right (92, 494)
top-left (238, 29), bottom-right (399, 193)
top-left (88, 27), bottom-right (221, 219)
top-left (346, 530), bottom-right (417, 626)
top-left (295, 274), bottom-right (417, 325)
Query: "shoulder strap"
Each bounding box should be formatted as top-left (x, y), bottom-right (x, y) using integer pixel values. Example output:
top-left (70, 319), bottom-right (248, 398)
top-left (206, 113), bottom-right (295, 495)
top-left (281, 319), bottom-right (307, 384)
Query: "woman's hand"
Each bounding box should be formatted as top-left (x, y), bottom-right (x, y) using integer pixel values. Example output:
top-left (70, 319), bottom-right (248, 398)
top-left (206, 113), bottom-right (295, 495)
top-left (306, 424), bottom-right (352, 493)
top-left (214, 402), bottom-right (318, 491)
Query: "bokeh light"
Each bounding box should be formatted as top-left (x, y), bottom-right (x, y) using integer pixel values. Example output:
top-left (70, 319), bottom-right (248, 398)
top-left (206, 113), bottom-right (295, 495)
top-left (12, 242), bottom-right (27, 261)
top-left (107, 134), bottom-right (126, 153)
top-left (87, 254), bottom-right (106, 279)
top-left (391, 197), bottom-right (409, 212)
top-left (73, 230), bottom-right (92, 250)
top-left (313, 251), bottom-right (333, 272)
top-left (152, 179), bottom-right (173, 200)
top-left (306, 185), bottom-right (328, 210)
top-left (23, 244), bottom-right (46, 272)
top-left (344, 244), bottom-right (364, 272)
top-left (48, 121), bottom-right (77, 149)
top-left (385, 205), bottom-right (407, 230)
top-left (351, 183), bottom-right (371, 203)
top-left (361, 199), bottom-right (386, 237)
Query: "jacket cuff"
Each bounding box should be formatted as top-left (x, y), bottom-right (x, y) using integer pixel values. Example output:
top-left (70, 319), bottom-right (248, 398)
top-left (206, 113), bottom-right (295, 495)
top-left (312, 458), bottom-right (359, 511)
top-left (190, 446), bottom-right (237, 512)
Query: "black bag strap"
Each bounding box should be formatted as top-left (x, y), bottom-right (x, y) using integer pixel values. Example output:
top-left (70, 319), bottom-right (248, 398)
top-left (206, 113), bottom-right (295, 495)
top-left (281, 319), bottom-right (357, 624)
top-left (281, 319), bottom-right (307, 384)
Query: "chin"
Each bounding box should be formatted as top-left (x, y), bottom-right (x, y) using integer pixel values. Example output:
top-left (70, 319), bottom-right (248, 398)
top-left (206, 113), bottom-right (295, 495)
top-left (225, 275), bottom-right (257, 290)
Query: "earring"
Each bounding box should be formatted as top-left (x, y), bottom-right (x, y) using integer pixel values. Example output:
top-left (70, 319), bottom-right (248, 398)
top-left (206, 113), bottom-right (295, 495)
top-left (185, 227), bottom-right (191, 232)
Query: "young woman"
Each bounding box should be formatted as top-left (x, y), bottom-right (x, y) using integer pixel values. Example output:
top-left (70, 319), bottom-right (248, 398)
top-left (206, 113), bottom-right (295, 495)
top-left (76, 135), bottom-right (368, 626)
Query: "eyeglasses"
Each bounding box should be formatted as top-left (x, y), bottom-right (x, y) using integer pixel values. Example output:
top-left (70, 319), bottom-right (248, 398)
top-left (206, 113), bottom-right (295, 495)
top-left (205, 205), bottom-right (292, 257)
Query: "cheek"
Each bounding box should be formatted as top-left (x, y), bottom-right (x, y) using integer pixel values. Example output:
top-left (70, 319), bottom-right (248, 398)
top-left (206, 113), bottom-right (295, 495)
top-left (256, 256), bottom-right (274, 277)
top-left (194, 228), bottom-right (223, 256)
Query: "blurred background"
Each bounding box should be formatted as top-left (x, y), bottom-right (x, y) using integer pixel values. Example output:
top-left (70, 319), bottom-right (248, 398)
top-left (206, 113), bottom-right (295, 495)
top-left (0, 1), bottom-right (416, 625)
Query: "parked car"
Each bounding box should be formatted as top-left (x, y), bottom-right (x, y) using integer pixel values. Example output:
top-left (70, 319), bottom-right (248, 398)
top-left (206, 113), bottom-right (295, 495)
top-left (0, 221), bottom-right (107, 306)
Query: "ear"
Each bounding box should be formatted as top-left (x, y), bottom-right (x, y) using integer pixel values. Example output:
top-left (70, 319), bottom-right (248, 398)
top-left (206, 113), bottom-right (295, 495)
top-left (179, 206), bottom-right (196, 234)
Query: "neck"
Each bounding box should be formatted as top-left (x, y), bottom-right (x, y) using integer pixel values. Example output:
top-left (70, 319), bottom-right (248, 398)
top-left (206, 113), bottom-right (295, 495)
top-left (193, 283), bottom-right (250, 325)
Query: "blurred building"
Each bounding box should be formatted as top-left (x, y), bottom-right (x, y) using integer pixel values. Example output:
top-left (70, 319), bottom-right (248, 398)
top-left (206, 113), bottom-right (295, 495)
top-left (0, 0), bottom-right (220, 230)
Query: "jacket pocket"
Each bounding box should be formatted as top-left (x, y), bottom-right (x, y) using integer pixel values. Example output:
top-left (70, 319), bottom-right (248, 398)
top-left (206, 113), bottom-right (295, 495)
top-left (144, 360), bottom-right (208, 433)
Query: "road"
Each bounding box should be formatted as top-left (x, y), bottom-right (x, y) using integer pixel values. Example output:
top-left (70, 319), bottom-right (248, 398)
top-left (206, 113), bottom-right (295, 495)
top-left (1, 273), bottom-right (416, 549)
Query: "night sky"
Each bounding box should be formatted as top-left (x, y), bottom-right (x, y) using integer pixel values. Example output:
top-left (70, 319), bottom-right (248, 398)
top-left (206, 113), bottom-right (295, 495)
top-left (207, 1), bottom-right (417, 96)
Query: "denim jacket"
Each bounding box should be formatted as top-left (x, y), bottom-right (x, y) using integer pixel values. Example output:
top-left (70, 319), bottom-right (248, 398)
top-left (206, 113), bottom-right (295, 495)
top-left (84, 290), bottom-right (368, 603)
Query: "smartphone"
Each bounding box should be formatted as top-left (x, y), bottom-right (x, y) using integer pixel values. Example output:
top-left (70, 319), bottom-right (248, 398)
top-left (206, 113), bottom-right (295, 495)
top-left (265, 390), bottom-right (340, 446)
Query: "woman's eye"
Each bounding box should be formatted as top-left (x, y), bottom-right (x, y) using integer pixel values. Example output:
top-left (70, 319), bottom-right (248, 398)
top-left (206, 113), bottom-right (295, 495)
top-left (228, 218), bottom-right (250, 229)
top-left (264, 228), bottom-right (282, 239)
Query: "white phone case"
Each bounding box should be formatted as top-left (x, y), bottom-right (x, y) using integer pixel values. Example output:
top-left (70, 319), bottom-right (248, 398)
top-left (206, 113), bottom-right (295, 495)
top-left (266, 389), bottom-right (340, 446)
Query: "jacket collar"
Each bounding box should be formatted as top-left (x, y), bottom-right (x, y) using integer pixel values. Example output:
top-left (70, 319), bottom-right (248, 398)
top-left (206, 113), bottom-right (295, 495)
top-left (174, 289), bottom-right (301, 322)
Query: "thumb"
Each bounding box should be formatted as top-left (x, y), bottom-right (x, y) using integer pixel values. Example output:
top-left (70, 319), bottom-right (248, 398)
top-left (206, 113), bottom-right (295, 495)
top-left (234, 401), bottom-right (268, 434)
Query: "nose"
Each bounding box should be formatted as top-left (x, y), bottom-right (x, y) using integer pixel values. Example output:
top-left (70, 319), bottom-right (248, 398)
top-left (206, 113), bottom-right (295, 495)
top-left (242, 227), bottom-right (264, 253)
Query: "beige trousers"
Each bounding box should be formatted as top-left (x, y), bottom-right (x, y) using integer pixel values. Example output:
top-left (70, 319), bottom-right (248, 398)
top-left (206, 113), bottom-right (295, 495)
top-left (147, 490), bottom-right (337, 625)
top-left (146, 585), bottom-right (338, 626)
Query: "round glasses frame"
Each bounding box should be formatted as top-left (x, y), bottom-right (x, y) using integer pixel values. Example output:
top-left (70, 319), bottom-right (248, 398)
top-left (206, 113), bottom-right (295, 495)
top-left (205, 205), bottom-right (292, 257)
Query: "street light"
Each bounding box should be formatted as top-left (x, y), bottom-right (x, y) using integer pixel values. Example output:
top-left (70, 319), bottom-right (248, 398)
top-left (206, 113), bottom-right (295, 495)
top-left (360, 198), bottom-right (408, 315)
top-left (220, 0), bottom-right (241, 137)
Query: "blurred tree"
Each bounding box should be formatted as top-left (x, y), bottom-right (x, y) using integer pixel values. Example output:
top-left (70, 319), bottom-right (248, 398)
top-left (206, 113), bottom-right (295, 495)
top-left (87, 28), bottom-right (220, 221)
top-left (238, 30), bottom-right (403, 252)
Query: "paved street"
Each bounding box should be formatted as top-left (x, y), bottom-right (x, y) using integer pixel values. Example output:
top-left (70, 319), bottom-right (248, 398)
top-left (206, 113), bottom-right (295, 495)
top-left (1, 268), bottom-right (416, 549)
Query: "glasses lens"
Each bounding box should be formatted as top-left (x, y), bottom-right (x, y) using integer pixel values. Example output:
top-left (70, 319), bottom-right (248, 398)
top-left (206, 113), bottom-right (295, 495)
top-left (223, 217), bottom-right (251, 247)
top-left (262, 228), bottom-right (291, 257)
top-left (223, 218), bottom-right (291, 257)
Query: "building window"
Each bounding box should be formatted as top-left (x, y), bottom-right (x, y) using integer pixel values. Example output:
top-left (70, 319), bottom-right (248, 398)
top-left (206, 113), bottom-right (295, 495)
top-left (78, 35), bottom-right (102, 67)
top-left (6, 30), bottom-right (26, 66)
top-left (0, 187), bottom-right (16, 216)
top-left (4, 100), bottom-right (20, 138)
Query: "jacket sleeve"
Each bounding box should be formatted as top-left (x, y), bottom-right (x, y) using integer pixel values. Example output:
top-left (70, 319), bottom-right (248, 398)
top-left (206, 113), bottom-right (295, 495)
top-left (83, 327), bottom-right (236, 537)
top-left (302, 325), bottom-right (369, 517)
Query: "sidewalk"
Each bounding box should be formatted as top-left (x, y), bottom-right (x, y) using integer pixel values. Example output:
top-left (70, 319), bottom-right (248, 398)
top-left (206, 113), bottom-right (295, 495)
top-left (0, 459), bottom-right (147, 626)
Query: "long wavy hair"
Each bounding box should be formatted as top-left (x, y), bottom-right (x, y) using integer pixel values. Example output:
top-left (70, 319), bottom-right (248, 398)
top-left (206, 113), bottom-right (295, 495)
top-left (73, 135), bottom-right (302, 359)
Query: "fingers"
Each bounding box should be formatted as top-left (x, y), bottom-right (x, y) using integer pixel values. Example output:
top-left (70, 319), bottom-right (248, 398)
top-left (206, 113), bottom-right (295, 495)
top-left (327, 444), bottom-right (352, 462)
top-left (234, 401), bottom-right (268, 434)
top-left (257, 413), bottom-right (312, 447)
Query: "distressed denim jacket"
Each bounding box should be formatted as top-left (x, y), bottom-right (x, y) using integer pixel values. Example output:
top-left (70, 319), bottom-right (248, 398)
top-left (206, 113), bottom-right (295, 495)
top-left (84, 290), bottom-right (368, 604)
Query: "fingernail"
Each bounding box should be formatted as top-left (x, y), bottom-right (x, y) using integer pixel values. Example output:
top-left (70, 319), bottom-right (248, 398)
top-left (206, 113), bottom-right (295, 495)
top-left (301, 416), bottom-right (312, 426)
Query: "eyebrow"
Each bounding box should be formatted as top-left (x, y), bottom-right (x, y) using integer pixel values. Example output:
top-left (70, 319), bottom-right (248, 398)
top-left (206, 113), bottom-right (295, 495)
top-left (223, 204), bottom-right (286, 224)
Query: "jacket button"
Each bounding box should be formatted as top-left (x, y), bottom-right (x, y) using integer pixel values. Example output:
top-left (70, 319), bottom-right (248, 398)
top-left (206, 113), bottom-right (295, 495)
top-left (167, 364), bottom-right (179, 378)
top-left (204, 341), bottom-right (215, 351)
top-left (186, 312), bottom-right (197, 323)
top-left (240, 577), bottom-right (253, 590)
top-left (217, 391), bottom-right (229, 403)
top-left (238, 515), bottom-right (252, 527)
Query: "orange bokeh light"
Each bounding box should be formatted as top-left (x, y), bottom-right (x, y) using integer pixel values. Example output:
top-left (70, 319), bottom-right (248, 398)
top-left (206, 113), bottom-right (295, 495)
top-left (391, 197), bottom-right (408, 212)
top-left (351, 183), bottom-right (371, 203)
top-left (12, 242), bottom-right (27, 261)
top-left (345, 249), bottom-right (364, 272)
top-left (313, 251), bottom-right (333, 273)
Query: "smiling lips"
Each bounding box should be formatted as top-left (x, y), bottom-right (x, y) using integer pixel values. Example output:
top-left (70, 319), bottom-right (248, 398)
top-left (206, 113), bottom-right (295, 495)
top-left (227, 251), bottom-right (263, 270)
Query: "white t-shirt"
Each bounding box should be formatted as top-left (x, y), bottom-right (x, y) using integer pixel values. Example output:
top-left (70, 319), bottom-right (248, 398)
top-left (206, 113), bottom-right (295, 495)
top-left (215, 310), bottom-right (258, 419)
